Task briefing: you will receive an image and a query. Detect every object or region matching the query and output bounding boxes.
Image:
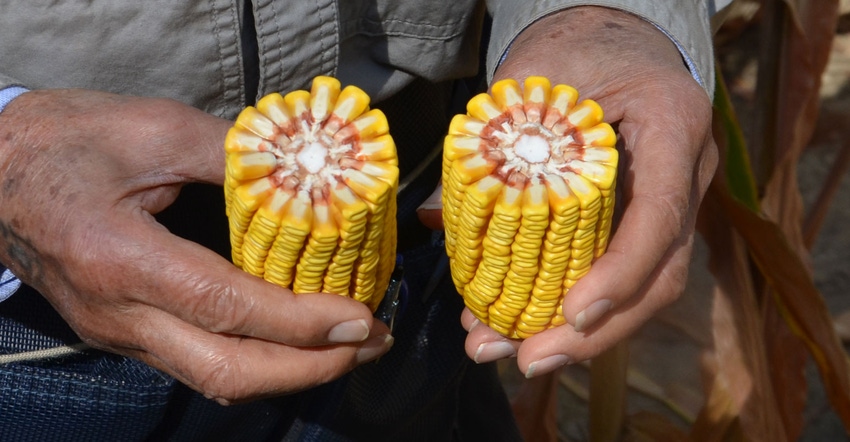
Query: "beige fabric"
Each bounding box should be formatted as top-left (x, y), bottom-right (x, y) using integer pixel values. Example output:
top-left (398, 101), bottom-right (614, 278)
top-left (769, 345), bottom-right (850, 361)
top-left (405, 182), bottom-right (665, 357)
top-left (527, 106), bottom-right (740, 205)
top-left (0, 0), bottom-right (713, 120)
top-left (486, 0), bottom-right (715, 97)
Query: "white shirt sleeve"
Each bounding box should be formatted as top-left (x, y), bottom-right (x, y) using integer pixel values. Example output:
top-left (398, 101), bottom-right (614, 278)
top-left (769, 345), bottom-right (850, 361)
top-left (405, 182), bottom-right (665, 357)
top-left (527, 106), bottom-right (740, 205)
top-left (0, 85), bottom-right (28, 302)
top-left (0, 267), bottom-right (21, 302)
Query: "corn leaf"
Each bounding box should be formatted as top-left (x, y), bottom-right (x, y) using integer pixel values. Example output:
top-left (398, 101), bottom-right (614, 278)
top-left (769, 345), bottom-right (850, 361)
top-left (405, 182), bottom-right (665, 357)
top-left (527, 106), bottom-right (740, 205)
top-left (694, 182), bottom-right (788, 441)
top-left (718, 186), bottom-right (850, 429)
top-left (752, 0), bottom-right (850, 432)
top-left (713, 64), bottom-right (760, 212)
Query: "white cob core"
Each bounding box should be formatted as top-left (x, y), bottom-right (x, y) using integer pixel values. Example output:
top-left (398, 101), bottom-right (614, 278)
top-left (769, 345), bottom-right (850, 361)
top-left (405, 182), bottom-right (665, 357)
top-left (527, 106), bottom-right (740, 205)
top-left (514, 134), bottom-right (550, 163)
top-left (297, 140), bottom-right (329, 174)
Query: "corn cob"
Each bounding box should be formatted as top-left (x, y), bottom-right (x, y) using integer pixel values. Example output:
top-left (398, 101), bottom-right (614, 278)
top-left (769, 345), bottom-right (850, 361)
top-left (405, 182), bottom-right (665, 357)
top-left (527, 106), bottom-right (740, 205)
top-left (224, 76), bottom-right (398, 311)
top-left (442, 76), bottom-right (618, 339)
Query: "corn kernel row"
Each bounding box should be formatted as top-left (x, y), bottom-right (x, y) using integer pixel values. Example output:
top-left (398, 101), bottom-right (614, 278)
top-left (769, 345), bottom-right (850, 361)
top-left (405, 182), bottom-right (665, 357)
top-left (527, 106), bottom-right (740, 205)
top-left (442, 76), bottom-right (618, 339)
top-left (224, 76), bottom-right (398, 311)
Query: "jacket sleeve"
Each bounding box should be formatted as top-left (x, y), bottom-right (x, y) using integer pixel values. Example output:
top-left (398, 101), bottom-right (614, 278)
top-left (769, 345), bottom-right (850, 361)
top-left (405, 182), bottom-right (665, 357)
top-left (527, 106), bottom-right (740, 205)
top-left (484, 0), bottom-right (716, 97)
top-left (0, 73), bottom-right (25, 90)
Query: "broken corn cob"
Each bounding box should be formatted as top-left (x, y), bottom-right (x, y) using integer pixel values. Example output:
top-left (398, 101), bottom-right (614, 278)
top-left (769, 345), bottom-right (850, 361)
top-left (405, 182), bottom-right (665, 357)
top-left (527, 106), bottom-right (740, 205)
top-left (442, 76), bottom-right (618, 339)
top-left (225, 76), bottom-right (398, 311)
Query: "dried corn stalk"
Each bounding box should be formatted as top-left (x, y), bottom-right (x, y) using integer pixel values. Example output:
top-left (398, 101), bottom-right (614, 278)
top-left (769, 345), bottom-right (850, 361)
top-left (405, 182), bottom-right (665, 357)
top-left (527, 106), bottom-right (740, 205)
top-left (442, 76), bottom-right (618, 339)
top-left (224, 76), bottom-right (398, 311)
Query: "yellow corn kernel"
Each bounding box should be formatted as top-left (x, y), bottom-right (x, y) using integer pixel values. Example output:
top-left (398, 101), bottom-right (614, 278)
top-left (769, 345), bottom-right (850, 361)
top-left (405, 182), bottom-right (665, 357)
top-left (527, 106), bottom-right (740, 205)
top-left (442, 76), bottom-right (618, 339)
top-left (326, 85), bottom-right (371, 134)
top-left (224, 76), bottom-right (398, 311)
top-left (226, 152), bottom-right (277, 181)
top-left (256, 93), bottom-right (296, 137)
top-left (309, 76), bottom-right (341, 123)
top-left (566, 99), bottom-right (605, 130)
top-left (521, 76), bottom-right (551, 123)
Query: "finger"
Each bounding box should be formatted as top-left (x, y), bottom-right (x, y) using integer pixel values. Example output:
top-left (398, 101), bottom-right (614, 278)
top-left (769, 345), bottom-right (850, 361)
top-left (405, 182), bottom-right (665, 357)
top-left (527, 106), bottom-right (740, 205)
top-left (462, 308), bottom-right (519, 363)
top-left (460, 307), bottom-right (479, 331)
top-left (131, 307), bottom-right (394, 404)
top-left (516, 238), bottom-right (694, 379)
top-left (559, 110), bottom-right (702, 331)
top-left (416, 184), bottom-right (444, 230)
top-left (126, 97), bottom-right (232, 186)
top-left (462, 311), bottom-right (520, 364)
top-left (109, 214), bottom-right (383, 347)
top-left (174, 108), bottom-right (232, 185)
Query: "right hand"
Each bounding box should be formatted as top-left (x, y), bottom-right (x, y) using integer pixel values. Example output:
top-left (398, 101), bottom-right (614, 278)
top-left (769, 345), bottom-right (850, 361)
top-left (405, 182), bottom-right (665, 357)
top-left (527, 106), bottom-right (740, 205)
top-left (0, 89), bottom-right (392, 404)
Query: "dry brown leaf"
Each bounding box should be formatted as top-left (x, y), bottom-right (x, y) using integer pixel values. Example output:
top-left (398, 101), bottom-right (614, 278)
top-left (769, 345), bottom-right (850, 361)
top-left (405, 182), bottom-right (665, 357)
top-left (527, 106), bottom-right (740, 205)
top-left (763, 296), bottom-right (809, 440)
top-left (625, 411), bottom-right (693, 442)
top-left (742, 0), bottom-right (850, 435)
top-left (803, 143), bottom-right (850, 248)
top-left (769, 0), bottom-right (838, 171)
top-left (693, 183), bottom-right (789, 441)
top-left (717, 185), bottom-right (850, 430)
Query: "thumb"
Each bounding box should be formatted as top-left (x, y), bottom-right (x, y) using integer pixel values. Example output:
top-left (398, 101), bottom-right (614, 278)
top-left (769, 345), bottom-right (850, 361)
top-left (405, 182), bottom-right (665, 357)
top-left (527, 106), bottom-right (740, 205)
top-left (416, 184), bottom-right (444, 230)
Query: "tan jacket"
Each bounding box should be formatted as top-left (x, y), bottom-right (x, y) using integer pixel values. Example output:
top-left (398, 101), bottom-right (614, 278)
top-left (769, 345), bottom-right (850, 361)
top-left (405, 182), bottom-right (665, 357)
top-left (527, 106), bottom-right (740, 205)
top-left (0, 0), bottom-right (713, 120)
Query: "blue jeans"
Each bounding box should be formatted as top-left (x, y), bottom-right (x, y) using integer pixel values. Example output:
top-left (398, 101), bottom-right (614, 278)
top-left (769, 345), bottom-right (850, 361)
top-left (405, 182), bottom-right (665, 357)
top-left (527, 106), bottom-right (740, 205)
top-left (0, 241), bottom-right (521, 441)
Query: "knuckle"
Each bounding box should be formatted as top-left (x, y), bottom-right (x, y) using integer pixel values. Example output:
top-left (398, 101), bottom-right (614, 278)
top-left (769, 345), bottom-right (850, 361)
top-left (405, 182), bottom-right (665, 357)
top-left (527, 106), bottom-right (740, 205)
top-left (194, 354), bottom-right (245, 403)
top-left (190, 280), bottom-right (253, 334)
top-left (72, 322), bottom-right (112, 350)
top-left (655, 193), bottom-right (689, 233)
top-left (654, 243), bottom-right (695, 306)
top-left (658, 268), bottom-right (688, 305)
top-left (634, 191), bottom-right (688, 236)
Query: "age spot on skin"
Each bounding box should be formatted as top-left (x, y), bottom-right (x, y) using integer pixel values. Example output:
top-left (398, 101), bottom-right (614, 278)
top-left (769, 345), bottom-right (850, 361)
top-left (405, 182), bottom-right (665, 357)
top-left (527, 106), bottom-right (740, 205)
top-left (1, 177), bottom-right (17, 196)
top-left (0, 219), bottom-right (41, 279)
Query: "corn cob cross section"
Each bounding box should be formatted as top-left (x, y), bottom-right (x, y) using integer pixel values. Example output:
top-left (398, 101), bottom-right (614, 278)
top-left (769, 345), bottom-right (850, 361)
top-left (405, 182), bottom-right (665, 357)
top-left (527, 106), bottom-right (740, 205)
top-left (442, 76), bottom-right (618, 339)
top-left (225, 76), bottom-right (398, 312)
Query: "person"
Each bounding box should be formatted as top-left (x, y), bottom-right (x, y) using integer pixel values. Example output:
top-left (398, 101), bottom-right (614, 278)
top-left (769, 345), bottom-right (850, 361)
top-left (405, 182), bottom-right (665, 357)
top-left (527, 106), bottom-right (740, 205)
top-left (0, 1), bottom-right (719, 440)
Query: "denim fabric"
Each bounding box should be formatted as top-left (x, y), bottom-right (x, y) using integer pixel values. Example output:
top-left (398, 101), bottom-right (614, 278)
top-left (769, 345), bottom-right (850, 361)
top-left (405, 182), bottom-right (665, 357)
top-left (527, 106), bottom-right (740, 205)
top-left (0, 282), bottom-right (298, 441)
top-left (0, 243), bottom-right (520, 441)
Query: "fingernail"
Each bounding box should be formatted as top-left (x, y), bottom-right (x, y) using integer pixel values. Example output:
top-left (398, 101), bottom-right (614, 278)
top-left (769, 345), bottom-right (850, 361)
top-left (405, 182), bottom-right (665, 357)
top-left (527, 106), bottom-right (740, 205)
top-left (525, 354), bottom-right (571, 379)
top-left (356, 334), bottom-right (394, 364)
top-left (467, 318), bottom-right (480, 332)
top-left (574, 299), bottom-right (613, 332)
top-left (328, 319), bottom-right (370, 343)
top-left (416, 187), bottom-right (442, 211)
top-left (474, 340), bottom-right (516, 364)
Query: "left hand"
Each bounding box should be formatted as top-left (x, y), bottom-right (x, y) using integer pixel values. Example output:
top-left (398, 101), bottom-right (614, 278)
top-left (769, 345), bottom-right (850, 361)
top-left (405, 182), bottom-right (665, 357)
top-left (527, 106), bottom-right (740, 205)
top-left (0, 90), bottom-right (391, 403)
top-left (422, 6), bottom-right (718, 377)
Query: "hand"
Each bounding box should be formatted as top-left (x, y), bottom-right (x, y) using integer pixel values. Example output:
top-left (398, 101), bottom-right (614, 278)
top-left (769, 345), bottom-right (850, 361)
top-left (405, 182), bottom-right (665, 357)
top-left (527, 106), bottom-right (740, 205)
top-left (0, 89), bottom-right (392, 403)
top-left (457, 7), bottom-right (718, 376)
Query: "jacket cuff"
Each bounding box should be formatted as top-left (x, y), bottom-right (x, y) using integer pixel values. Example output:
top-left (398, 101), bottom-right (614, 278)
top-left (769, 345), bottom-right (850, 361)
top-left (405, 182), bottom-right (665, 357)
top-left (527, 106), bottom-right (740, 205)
top-left (0, 86), bottom-right (28, 115)
top-left (0, 267), bottom-right (21, 303)
top-left (486, 0), bottom-right (715, 97)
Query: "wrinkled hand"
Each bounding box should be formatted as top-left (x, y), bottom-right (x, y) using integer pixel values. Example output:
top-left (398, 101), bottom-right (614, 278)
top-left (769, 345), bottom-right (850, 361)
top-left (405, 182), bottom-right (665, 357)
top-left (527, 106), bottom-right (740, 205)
top-left (0, 89), bottom-right (392, 403)
top-left (429, 7), bottom-right (718, 376)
